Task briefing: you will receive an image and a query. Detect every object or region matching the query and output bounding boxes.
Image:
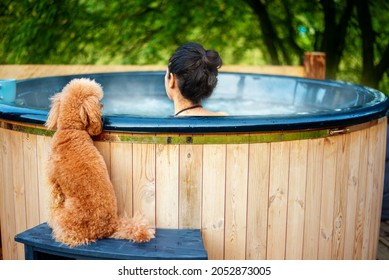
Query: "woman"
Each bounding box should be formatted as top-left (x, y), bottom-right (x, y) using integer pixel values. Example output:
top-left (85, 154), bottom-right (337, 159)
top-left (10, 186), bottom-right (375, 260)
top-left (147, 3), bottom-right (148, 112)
top-left (165, 42), bottom-right (228, 116)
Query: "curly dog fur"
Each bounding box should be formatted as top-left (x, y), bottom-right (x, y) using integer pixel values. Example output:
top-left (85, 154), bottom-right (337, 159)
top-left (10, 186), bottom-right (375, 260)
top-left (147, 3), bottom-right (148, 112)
top-left (45, 78), bottom-right (155, 247)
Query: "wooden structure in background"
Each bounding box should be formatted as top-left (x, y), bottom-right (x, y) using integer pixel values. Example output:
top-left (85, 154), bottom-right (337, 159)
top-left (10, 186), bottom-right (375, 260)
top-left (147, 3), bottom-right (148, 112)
top-left (0, 64), bottom-right (307, 79)
top-left (0, 53), bottom-right (330, 80)
top-left (1, 54), bottom-right (386, 260)
top-left (304, 52), bottom-right (326, 80)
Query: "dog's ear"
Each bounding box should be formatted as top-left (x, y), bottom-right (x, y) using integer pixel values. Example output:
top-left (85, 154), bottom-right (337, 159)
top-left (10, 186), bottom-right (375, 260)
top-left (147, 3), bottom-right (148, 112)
top-left (46, 92), bottom-right (62, 130)
top-left (80, 96), bottom-right (103, 136)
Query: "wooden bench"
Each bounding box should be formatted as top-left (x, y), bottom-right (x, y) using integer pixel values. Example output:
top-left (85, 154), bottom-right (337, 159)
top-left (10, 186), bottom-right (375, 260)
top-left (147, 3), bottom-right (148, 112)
top-left (14, 223), bottom-right (207, 260)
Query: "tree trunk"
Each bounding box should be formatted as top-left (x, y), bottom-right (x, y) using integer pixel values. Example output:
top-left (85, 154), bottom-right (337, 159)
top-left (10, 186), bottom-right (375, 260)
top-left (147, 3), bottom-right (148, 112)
top-left (355, 0), bottom-right (376, 87)
top-left (320, 0), bottom-right (355, 79)
top-left (356, 0), bottom-right (389, 88)
top-left (244, 0), bottom-right (281, 65)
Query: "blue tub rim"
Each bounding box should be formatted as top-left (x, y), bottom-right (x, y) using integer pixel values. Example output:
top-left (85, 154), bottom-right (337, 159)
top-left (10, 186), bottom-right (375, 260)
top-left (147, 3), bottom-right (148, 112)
top-left (0, 71), bottom-right (388, 134)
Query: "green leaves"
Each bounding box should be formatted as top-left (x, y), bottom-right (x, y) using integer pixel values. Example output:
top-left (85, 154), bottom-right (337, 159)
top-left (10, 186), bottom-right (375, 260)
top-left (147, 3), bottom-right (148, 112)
top-left (1, 0), bottom-right (389, 92)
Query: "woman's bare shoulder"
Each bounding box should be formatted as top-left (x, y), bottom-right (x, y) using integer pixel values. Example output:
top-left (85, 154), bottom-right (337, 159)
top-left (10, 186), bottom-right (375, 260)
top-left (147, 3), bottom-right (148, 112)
top-left (208, 111), bottom-right (228, 116)
top-left (177, 108), bottom-right (229, 116)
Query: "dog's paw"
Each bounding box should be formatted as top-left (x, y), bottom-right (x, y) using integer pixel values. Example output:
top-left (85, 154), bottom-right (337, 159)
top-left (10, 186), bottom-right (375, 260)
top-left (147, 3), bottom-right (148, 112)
top-left (112, 214), bottom-right (155, 242)
top-left (131, 225), bottom-right (155, 243)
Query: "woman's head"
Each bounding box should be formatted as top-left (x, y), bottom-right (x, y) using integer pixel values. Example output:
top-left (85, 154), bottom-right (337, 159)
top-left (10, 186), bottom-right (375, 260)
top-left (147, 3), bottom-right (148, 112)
top-left (167, 42), bottom-right (222, 104)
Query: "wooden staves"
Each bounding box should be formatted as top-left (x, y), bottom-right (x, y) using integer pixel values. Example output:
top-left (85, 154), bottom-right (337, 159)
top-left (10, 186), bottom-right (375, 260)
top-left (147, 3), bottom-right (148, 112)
top-left (0, 118), bottom-right (386, 259)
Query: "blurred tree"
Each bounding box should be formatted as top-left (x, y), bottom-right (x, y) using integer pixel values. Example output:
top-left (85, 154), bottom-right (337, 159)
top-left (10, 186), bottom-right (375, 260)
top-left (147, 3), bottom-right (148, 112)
top-left (243, 0), bottom-right (355, 79)
top-left (0, 0), bottom-right (255, 64)
top-left (1, 0), bottom-right (389, 90)
top-left (0, 0), bottom-right (95, 63)
top-left (355, 0), bottom-right (389, 88)
top-left (241, 0), bottom-right (389, 89)
top-left (318, 0), bottom-right (355, 79)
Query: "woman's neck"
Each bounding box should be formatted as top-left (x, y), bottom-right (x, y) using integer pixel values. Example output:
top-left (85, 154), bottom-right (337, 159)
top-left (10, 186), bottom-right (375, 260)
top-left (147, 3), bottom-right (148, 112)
top-left (174, 96), bottom-right (201, 115)
top-left (175, 104), bottom-right (203, 116)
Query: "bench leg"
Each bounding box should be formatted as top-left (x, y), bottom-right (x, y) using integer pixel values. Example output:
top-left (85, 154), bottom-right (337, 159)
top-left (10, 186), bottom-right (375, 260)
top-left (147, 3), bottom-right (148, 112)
top-left (23, 245), bottom-right (36, 260)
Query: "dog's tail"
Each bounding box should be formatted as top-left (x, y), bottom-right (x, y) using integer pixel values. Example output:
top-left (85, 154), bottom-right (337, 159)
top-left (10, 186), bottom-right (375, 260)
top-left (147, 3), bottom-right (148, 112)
top-left (111, 213), bottom-right (155, 243)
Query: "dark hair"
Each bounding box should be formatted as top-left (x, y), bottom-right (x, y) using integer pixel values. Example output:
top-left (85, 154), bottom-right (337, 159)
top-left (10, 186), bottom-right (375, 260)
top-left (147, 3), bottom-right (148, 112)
top-left (168, 42), bottom-right (222, 104)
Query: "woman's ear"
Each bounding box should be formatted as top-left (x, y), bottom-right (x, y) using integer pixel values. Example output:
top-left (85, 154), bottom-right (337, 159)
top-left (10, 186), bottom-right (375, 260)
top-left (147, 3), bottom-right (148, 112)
top-left (46, 92), bottom-right (62, 130)
top-left (168, 73), bottom-right (176, 88)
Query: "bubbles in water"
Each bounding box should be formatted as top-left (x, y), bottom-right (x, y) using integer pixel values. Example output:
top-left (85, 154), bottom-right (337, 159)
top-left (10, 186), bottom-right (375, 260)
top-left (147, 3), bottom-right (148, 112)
top-left (14, 72), bottom-right (368, 117)
top-left (103, 96), bottom-right (173, 116)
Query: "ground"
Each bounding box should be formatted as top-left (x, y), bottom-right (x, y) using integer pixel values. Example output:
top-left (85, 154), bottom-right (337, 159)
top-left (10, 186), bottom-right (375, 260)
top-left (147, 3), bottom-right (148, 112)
top-left (377, 220), bottom-right (389, 260)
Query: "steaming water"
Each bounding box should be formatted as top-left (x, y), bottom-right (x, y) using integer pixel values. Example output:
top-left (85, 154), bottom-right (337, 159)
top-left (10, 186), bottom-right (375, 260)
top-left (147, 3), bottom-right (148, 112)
top-left (14, 73), bottom-right (371, 116)
top-left (102, 95), bottom-right (306, 116)
top-left (100, 74), bottom-right (362, 116)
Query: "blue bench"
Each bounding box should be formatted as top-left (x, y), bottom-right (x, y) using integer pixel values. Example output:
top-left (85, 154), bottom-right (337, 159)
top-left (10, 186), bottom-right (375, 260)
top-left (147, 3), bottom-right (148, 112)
top-left (14, 223), bottom-right (207, 260)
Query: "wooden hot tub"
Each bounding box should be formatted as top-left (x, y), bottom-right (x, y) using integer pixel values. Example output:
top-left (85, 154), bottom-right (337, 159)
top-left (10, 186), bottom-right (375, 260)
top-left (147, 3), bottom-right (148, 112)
top-left (0, 71), bottom-right (388, 259)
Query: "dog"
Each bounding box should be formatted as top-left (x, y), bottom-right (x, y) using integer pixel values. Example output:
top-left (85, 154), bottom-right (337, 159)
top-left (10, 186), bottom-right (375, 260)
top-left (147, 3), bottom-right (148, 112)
top-left (45, 78), bottom-right (155, 247)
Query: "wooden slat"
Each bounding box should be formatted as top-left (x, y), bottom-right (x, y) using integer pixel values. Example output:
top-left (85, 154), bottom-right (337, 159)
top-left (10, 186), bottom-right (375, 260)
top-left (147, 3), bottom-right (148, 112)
top-left (179, 144), bottom-right (203, 229)
top-left (155, 144), bottom-right (179, 228)
top-left (343, 130), bottom-right (362, 259)
top-left (0, 128), bottom-right (18, 259)
top-left (22, 133), bottom-right (40, 229)
top-left (36, 135), bottom-right (51, 224)
top-left (224, 143), bottom-right (248, 259)
top-left (202, 144), bottom-right (226, 260)
top-left (10, 130), bottom-right (27, 258)
top-left (318, 137), bottom-right (337, 259)
top-left (246, 143), bottom-right (270, 259)
top-left (303, 138), bottom-right (324, 259)
top-left (285, 140), bottom-right (308, 259)
top-left (353, 129), bottom-right (369, 258)
top-left (95, 142), bottom-right (111, 176)
top-left (377, 121), bottom-right (387, 247)
top-left (110, 142), bottom-right (133, 216)
top-left (0, 128), bottom-right (4, 258)
top-left (267, 141), bottom-right (290, 259)
top-left (132, 144), bottom-right (156, 226)
top-left (361, 126), bottom-right (375, 259)
top-left (332, 135), bottom-right (349, 259)
top-left (368, 120), bottom-right (387, 258)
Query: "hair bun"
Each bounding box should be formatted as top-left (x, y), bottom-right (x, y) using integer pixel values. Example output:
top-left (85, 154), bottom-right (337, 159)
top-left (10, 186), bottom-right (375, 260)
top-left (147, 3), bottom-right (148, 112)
top-left (167, 42), bottom-right (222, 103)
top-left (204, 49), bottom-right (222, 71)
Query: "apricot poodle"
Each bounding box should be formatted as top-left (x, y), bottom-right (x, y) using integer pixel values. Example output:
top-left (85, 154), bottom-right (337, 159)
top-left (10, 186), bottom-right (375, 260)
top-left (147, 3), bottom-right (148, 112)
top-left (45, 78), bottom-right (155, 247)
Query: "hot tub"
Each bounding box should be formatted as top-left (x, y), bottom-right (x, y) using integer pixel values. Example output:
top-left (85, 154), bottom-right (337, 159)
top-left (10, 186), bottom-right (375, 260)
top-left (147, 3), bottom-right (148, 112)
top-left (1, 71), bottom-right (388, 259)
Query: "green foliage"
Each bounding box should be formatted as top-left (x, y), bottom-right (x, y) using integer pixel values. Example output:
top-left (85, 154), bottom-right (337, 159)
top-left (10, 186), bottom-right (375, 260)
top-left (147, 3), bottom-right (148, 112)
top-left (1, 0), bottom-right (90, 63)
top-left (1, 0), bottom-right (389, 93)
top-left (0, 0), bottom-right (258, 65)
